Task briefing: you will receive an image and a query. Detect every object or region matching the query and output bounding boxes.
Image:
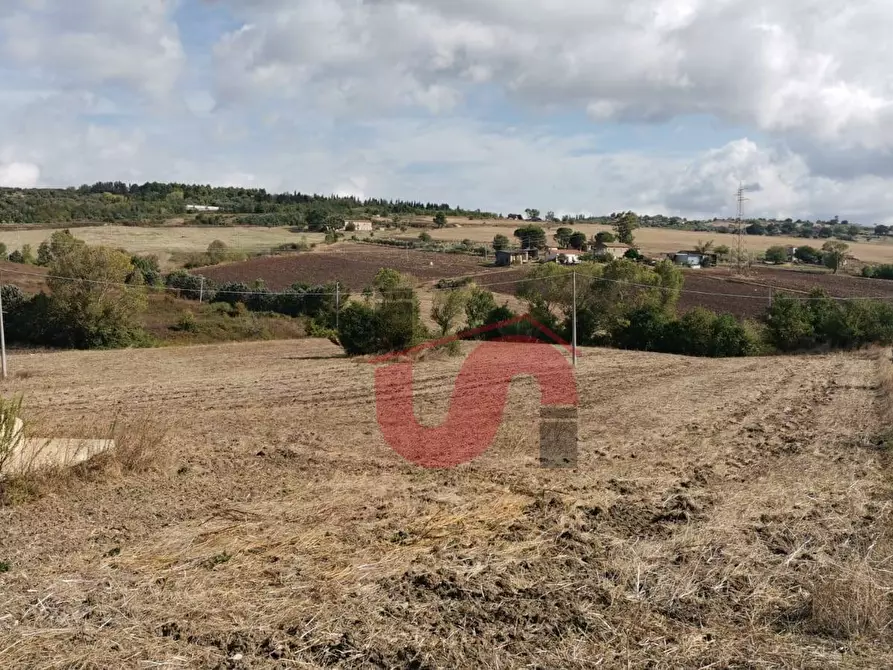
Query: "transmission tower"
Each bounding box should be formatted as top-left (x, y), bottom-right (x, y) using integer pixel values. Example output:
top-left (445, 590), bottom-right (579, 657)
top-left (735, 183), bottom-right (752, 275)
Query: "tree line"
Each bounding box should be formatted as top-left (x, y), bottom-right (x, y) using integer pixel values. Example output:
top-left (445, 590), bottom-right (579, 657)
top-left (0, 183), bottom-right (500, 225)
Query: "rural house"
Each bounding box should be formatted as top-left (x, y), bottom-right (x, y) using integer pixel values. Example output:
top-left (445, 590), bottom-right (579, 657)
top-left (668, 250), bottom-right (717, 269)
top-left (543, 248), bottom-right (584, 264)
top-left (495, 249), bottom-right (530, 266)
top-left (344, 220), bottom-right (373, 232)
top-left (590, 242), bottom-right (632, 259)
top-left (185, 205), bottom-right (220, 212)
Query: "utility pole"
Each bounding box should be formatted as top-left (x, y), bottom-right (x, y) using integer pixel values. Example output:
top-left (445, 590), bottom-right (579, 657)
top-left (736, 183), bottom-right (751, 276)
top-left (199, 276), bottom-right (205, 304)
top-left (335, 282), bottom-right (340, 332)
top-left (0, 272), bottom-right (8, 380)
top-left (572, 271), bottom-right (577, 368)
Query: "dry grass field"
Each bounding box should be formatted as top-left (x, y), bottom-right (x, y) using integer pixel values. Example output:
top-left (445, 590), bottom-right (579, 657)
top-left (0, 227), bottom-right (344, 269)
top-left (1, 340), bottom-right (892, 667)
top-left (427, 221), bottom-right (893, 264)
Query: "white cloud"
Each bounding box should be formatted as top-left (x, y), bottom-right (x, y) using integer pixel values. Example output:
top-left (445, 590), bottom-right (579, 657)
top-left (0, 162), bottom-right (40, 188)
top-left (1, 0), bottom-right (893, 224)
top-left (0, 0), bottom-right (184, 98)
top-left (210, 0), bottom-right (893, 151)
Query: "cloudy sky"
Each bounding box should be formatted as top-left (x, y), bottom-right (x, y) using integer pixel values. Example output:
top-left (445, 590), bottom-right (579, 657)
top-left (1, 0), bottom-right (892, 222)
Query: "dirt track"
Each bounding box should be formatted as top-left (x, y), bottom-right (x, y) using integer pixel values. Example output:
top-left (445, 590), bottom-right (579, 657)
top-left (0, 340), bottom-right (891, 667)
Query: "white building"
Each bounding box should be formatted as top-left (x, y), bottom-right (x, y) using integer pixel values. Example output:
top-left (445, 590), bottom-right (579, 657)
top-left (185, 205), bottom-right (221, 212)
top-left (543, 248), bottom-right (584, 264)
top-left (344, 220), bottom-right (373, 232)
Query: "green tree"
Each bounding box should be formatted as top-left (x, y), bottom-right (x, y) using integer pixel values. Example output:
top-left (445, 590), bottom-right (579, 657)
top-left (545, 211), bottom-right (557, 222)
top-left (595, 231), bottom-right (616, 245)
top-left (524, 208), bottom-right (541, 221)
top-left (492, 234), bottom-right (510, 251)
top-left (431, 289), bottom-right (469, 337)
top-left (554, 227), bottom-right (573, 247)
top-left (433, 212), bottom-right (448, 228)
top-left (337, 302), bottom-right (381, 355)
top-left (568, 231), bottom-right (587, 250)
top-left (764, 245), bottom-right (788, 264)
top-left (419, 231), bottom-right (433, 243)
top-left (207, 240), bottom-right (229, 264)
top-left (465, 287), bottom-right (497, 330)
top-left (611, 211), bottom-right (639, 245)
top-left (764, 294), bottom-right (814, 351)
top-left (794, 245), bottom-right (821, 264)
top-left (305, 208), bottom-right (327, 232)
top-left (875, 224), bottom-right (889, 236)
top-left (513, 225), bottom-right (547, 250)
top-left (714, 244), bottom-right (731, 261)
top-left (47, 243), bottom-right (148, 348)
top-left (822, 240), bottom-right (849, 274)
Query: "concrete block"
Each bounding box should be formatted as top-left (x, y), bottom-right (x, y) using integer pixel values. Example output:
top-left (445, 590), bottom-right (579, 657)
top-left (3, 434), bottom-right (115, 476)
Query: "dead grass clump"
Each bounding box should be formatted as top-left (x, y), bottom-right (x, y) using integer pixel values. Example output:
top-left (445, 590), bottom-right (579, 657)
top-left (807, 559), bottom-right (893, 639)
top-left (877, 346), bottom-right (893, 410)
top-left (0, 405), bottom-right (170, 506)
top-left (103, 408), bottom-right (172, 475)
top-left (0, 393), bottom-right (23, 475)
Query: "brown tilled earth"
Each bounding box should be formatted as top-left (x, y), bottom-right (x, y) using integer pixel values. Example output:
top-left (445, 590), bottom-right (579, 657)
top-left (1, 340), bottom-right (892, 668)
top-left (679, 268), bottom-right (893, 318)
top-left (196, 245), bottom-right (506, 291)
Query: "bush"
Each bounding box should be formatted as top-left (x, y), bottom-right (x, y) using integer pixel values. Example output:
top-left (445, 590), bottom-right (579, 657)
top-left (612, 304), bottom-right (672, 351)
top-left (337, 302), bottom-right (381, 355)
top-left (795, 245), bottom-right (822, 265)
top-left (336, 270), bottom-right (426, 356)
top-left (765, 245), bottom-right (788, 264)
top-left (174, 312), bottom-right (199, 333)
top-left (764, 294), bottom-right (815, 352)
top-left (863, 264), bottom-right (893, 280)
top-left (47, 243), bottom-right (149, 348)
top-left (165, 271), bottom-right (209, 300)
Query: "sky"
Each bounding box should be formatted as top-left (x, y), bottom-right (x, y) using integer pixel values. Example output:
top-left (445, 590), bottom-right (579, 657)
top-left (1, 0), bottom-right (893, 222)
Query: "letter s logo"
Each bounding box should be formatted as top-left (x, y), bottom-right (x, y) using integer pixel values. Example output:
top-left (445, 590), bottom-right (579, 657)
top-left (374, 336), bottom-right (578, 468)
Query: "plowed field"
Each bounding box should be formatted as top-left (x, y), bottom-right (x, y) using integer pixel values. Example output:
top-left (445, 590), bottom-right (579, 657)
top-left (197, 244), bottom-right (505, 290)
top-left (1, 340), bottom-right (892, 667)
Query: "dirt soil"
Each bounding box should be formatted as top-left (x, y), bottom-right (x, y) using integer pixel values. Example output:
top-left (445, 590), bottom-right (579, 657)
top-left (196, 244), bottom-right (509, 290)
top-left (1, 340), bottom-right (892, 668)
top-left (679, 267), bottom-right (893, 318)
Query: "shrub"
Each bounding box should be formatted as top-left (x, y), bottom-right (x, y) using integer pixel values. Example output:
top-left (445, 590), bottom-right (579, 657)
top-left (337, 302), bottom-right (380, 355)
top-left (48, 243), bottom-right (148, 348)
top-left (336, 270), bottom-right (426, 356)
top-left (764, 294), bottom-right (815, 352)
top-left (174, 312), bottom-right (199, 333)
top-left (795, 245), bottom-right (822, 265)
top-left (765, 245), bottom-right (788, 264)
top-left (165, 271), bottom-right (208, 300)
top-left (612, 304), bottom-right (671, 351)
top-left (863, 264), bottom-right (893, 280)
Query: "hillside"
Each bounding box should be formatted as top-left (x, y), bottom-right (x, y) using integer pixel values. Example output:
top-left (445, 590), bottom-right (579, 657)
top-left (1, 340), bottom-right (891, 667)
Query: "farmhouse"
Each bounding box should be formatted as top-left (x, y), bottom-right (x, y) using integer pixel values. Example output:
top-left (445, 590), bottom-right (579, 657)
top-left (543, 248), bottom-right (584, 264)
top-left (185, 205), bottom-right (220, 212)
top-left (590, 242), bottom-right (631, 259)
top-left (344, 220), bottom-right (373, 232)
top-left (668, 250), bottom-right (718, 269)
top-left (495, 249), bottom-right (530, 266)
